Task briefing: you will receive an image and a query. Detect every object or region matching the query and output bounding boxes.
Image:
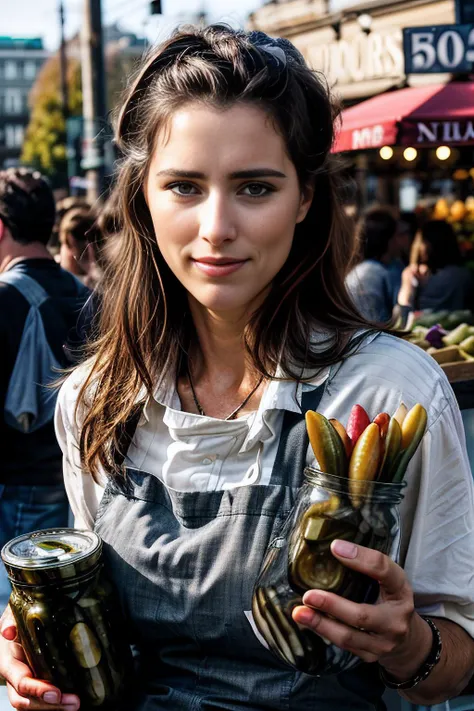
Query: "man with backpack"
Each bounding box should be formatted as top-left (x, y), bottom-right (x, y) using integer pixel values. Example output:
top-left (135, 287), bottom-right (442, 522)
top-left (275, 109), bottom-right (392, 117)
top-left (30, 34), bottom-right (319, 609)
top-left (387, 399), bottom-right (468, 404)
top-left (0, 168), bottom-right (90, 611)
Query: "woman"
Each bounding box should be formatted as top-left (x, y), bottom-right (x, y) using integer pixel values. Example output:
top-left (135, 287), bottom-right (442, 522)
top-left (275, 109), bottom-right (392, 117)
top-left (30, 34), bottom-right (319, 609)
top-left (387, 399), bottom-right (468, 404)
top-left (58, 207), bottom-right (104, 290)
top-left (409, 219), bottom-right (473, 312)
top-left (346, 207), bottom-right (401, 322)
top-left (1, 26), bottom-right (473, 711)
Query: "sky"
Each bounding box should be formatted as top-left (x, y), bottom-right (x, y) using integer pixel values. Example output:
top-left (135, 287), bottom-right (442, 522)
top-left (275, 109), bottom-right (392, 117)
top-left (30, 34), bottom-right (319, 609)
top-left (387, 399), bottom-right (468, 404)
top-left (2, 0), bottom-right (263, 52)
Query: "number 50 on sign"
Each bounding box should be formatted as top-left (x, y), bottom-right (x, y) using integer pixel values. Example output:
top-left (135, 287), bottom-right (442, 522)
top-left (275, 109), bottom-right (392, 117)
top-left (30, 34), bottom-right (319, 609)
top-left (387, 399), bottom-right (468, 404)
top-left (403, 24), bottom-right (474, 73)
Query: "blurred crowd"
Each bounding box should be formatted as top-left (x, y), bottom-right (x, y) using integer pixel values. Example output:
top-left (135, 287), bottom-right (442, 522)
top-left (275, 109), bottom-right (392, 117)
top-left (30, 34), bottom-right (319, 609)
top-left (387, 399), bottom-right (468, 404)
top-left (346, 205), bottom-right (474, 325)
top-left (0, 168), bottom-right (120, 613)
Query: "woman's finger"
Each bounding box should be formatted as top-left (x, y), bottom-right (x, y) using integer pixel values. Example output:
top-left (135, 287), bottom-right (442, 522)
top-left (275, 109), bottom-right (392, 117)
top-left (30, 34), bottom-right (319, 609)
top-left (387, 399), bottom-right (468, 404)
top-left (7, 683), bottom-right (79, 710)
top-left (292, 605), bottom-right (389, 656)
top-left (0, 605), bottom-right (17, 641)
top-left (301, 589), bottom-right (390, 634)
top-left (3, 653), bottom-right (66, 707)
top-left (330, 540), bottom-right (408, 600)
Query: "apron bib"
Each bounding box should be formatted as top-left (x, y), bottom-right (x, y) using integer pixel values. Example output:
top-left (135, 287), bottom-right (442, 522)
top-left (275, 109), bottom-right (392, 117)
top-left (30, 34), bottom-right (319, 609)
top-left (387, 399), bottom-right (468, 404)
top-left (94, 386), bottom-right (385, 710)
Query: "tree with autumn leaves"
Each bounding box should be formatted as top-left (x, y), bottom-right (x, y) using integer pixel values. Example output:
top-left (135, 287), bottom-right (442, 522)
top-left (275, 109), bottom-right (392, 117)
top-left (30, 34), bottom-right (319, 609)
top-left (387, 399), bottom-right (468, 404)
top-left (21, 50), bottom-right (82, 188)
top-left (21, 29), bottom-right (144, 188)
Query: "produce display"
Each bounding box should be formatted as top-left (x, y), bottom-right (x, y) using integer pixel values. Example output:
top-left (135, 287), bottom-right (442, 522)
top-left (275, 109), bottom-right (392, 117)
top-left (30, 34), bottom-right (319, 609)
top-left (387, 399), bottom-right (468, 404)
top-left (1, 529), bottom-right (132, 710)
top-left (252, 403), bottom-right (427, 676)
top-left (406, 310), bottom-right (474, 370)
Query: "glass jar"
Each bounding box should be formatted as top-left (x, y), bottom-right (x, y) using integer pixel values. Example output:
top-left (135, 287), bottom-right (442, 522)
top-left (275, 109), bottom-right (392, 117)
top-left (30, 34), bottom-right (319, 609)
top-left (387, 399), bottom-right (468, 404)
top-left (252, 467), bottom-right (405, 676)
top-left (2, 528), bottom-right (132, 710)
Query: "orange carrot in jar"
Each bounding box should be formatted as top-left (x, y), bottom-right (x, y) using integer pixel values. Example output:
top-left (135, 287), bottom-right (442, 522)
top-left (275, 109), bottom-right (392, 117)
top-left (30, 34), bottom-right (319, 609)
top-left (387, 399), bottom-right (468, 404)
top-left (373, 412), bottom-right (390, 473)
top-left (329, 419), bottom-right (353, 458)
top-left (373, 413), bottom-right (390, 438)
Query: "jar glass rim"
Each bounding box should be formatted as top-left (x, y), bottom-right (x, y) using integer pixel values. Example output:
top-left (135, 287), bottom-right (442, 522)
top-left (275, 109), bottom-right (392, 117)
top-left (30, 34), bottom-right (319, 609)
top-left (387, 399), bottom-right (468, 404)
top-left (304, 466), bottom-right (406, 503)
top-left (304, 466), bottom-right (407, 487)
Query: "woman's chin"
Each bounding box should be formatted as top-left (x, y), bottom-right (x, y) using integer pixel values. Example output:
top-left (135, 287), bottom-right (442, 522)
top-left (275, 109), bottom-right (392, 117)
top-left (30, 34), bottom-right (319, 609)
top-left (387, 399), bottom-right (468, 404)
top-left (188, 289), bottom-right (264, 316)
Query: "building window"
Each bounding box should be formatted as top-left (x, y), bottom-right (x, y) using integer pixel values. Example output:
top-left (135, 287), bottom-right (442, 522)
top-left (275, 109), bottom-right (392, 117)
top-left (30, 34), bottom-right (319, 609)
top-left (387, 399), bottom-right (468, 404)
top-left (4, 61), bottom-right (18, 80)
top-left (5, 124), bottom-right (24, 148)
top-left (5, 125), bottom-right (16, 147)
top-left (4, 89), bottom-right (23, 114)
top-left (23, 61), bottom-right (36, 80)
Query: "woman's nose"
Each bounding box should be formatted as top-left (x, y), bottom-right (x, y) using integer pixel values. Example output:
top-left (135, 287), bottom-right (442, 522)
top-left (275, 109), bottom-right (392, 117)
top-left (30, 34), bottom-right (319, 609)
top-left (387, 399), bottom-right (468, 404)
top-left (198, 193), bottom-right (238, 246)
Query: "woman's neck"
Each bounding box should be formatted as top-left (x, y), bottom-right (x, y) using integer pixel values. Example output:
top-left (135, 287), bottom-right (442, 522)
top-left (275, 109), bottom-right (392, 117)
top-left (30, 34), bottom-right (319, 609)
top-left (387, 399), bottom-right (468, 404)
top-left (189, 301), bottom-right (249, 388)
top-left (178, 298), bottom-right (264, 419)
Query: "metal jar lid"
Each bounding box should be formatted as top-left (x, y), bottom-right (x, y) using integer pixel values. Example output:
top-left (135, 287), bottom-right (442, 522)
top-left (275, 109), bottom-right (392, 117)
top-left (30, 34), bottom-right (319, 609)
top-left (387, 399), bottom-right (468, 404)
top-left (1, 528), bottom-right (102, 587)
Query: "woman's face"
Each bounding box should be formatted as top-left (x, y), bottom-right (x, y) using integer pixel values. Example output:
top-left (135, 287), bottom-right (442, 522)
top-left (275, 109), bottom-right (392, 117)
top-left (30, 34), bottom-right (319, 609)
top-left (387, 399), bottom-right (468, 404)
top-left (144, 102), bottom-right (313, 317)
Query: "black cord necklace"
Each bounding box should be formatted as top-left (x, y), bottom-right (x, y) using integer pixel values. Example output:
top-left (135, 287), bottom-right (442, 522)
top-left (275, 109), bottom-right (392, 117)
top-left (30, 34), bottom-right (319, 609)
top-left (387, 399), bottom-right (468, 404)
top-left (187, 365), bottom-right (264, 420)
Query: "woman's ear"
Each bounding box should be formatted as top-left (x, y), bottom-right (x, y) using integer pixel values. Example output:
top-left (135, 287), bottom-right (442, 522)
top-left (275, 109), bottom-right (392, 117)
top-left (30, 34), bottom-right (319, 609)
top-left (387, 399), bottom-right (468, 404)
top-left (296, 182), bottom-right (314, 224)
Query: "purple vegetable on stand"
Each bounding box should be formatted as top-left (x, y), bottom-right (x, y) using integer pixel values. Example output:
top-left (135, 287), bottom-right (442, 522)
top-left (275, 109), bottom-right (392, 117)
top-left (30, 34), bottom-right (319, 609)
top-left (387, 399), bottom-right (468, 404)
top-left (425, 324), bottom-right (447, 349)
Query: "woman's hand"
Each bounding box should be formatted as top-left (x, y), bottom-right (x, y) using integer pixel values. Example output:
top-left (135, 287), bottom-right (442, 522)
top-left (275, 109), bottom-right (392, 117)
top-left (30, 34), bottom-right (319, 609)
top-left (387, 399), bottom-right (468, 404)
top-left (0, 606), bottom-right (80, 710)
top-left (292, 540), bottom-right (432, 679)
top-left (398, 264), bottom-right (430, 308)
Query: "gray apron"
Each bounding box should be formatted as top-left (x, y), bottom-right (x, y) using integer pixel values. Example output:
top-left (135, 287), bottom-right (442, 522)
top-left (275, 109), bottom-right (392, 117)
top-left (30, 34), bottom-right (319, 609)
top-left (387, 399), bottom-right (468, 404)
top-left (94, 385), bottom-right (386, 710)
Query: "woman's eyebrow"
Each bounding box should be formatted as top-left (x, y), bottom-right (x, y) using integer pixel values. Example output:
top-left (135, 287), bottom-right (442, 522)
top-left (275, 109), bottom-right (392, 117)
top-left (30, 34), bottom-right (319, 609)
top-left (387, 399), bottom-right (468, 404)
top-left (155, 168), bottom-right (287, 179)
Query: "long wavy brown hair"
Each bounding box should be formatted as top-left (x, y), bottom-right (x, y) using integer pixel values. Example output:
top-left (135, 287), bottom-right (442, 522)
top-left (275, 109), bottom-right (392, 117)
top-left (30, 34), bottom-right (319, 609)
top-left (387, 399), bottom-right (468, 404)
top-left (77, 24), bottom-right (380, 480)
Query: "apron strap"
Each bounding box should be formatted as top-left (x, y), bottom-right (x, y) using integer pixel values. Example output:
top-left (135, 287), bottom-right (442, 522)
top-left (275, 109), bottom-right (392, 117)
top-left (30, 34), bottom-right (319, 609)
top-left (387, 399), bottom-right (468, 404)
top-left (270, 383), bottom-right (326, 488)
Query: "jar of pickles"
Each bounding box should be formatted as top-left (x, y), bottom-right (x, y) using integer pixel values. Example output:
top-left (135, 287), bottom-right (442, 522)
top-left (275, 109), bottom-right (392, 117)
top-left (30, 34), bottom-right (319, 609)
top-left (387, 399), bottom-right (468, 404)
top-left (252, 467), bottom-right (405, 676)
top-left (1, 528), bottom-right (132, 710)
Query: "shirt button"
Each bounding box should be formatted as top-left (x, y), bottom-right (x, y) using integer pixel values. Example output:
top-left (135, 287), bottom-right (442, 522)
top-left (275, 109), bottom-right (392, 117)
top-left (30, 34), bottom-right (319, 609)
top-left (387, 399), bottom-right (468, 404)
top-left (202, 457), bottom-right (213, 465)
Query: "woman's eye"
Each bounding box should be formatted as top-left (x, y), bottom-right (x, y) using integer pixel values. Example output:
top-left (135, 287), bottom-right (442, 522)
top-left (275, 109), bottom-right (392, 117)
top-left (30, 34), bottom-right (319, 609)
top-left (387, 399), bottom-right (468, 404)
top-left (241, 183), bottom-right (273, 197)
top-left (169, 182), bottom-right (199, 196)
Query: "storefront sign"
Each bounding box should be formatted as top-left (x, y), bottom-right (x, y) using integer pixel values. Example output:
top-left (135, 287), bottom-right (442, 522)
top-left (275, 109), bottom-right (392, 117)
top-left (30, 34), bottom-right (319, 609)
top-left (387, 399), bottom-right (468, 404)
top-left (306, 29), bottom-right (404, 86)
top-left (351, 125), bottom-right (385, 150)
top-left (403, 23), bottom-right (474, 73)
top-left (406, 120), bottom-right (474, 144)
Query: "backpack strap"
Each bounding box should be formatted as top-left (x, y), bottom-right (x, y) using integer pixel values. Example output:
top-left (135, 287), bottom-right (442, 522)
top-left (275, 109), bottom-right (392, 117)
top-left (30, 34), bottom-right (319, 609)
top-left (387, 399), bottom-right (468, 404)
top-left (0, 269), bottom-right (50, 308)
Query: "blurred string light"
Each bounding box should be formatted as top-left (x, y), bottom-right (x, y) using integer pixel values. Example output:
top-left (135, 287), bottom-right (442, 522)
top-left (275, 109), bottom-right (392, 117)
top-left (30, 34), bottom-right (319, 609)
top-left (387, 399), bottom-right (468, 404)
top-left (379, 146), bottom-right (393, 160)
top-left (436, 145), bottom-right (451, 160)
top-left (403, 147), bottom-right (417, 162)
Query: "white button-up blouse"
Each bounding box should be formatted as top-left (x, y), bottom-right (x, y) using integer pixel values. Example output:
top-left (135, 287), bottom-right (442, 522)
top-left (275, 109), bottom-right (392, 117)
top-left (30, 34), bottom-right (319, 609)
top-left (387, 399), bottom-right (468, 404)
top-left (55, 332), bottom-right (474, 638)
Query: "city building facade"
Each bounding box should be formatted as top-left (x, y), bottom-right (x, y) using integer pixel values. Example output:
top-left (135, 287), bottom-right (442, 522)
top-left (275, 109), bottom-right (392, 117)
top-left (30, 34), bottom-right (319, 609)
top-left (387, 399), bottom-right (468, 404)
top-left (0, 37), bottom-right (50, 169)
top-left (249, 0), bottom-right (468, 210)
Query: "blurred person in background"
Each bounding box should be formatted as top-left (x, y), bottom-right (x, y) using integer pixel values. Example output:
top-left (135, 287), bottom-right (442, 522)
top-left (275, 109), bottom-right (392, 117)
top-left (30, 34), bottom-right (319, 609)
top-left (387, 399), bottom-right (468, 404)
top-left (346, 207), bottom-right (401, 322)
top-left (73, 195), bottom-right (123, 345)
top-left (0, 168), bottom-right (90, 612)
top-left (386, 211), bottom-right (418, 304)
top-left (59, 206), bottom-right (104, 289)
top-left (49, 196), bottom-right (90, 260)
top-left (407, 220), bottom-right (474, 312)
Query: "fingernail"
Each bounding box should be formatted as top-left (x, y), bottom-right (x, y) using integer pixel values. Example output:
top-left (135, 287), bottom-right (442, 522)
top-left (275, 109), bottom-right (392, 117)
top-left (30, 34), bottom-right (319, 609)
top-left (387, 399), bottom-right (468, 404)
top-left (332, 539), bottom-right (357, 558)
top-left (296, 608), bottom-right (320, 626)
top-left (1, 624), bottom-right (16, 641)
top-left (61, 695), bottom-right (80, 707)
top-left (302, 591), bottom-right (324, 608)
top-left (43, 691), bottom-right (60, 704)
top-left (63, 706), bottom-right (80, 711)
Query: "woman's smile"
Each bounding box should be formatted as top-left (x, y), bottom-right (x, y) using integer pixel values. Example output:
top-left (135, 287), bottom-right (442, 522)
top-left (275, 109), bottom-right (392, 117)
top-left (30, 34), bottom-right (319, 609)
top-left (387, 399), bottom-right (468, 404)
top-left (191, 256), bottom-right (249, 277)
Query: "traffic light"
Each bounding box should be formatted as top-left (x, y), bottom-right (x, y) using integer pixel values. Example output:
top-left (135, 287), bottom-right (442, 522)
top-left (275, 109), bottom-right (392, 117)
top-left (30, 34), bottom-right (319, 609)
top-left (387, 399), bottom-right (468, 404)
top-left (150, 0), bottom-right (162, 13)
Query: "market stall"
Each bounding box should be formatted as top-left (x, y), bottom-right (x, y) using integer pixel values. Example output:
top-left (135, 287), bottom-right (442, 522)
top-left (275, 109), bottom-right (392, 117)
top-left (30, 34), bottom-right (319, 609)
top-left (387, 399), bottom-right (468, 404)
top-left (332, 82), bottom-right (474, 211)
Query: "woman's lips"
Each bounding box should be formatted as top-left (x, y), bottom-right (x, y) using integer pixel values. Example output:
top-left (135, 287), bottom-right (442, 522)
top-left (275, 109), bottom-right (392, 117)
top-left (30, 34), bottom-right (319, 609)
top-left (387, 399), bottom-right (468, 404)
top-left (192, 259), bottom-right (248, 277)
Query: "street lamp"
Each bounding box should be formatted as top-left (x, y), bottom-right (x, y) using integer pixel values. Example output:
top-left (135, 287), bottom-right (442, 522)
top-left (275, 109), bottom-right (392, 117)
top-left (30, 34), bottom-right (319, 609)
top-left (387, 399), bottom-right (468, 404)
top-left (357, 13), bottom-right (373, 34)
